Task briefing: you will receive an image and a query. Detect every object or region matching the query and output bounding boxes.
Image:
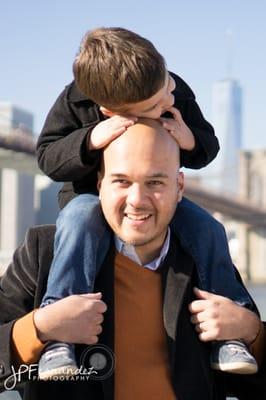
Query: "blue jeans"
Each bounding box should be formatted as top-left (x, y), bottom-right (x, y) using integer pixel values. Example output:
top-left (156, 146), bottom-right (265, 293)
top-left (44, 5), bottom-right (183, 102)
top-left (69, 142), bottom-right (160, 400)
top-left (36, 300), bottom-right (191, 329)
top-left (42, 194), bottom-right (110, 304)
top-left (42, 194), bottom-right (252, 307)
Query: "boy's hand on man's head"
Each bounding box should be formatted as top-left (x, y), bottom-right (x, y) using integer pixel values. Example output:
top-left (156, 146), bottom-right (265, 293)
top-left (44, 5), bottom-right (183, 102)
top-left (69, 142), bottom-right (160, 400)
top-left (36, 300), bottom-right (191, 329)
top-left (160, 107), bottom-right (195, 151)
top-left (88, 116), bottom-right (137, 150)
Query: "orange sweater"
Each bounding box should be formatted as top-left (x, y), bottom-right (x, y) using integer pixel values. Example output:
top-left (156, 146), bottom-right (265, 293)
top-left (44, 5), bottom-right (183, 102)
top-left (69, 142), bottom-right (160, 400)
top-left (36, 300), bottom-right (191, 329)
top-left (114, 252), bottom-right (176, 400)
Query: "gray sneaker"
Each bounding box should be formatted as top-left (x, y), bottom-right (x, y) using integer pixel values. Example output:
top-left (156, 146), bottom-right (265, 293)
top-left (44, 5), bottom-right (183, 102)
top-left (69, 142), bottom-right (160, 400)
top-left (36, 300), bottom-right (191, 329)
top-left (38, 342), bottom-right (78, 380)
top-left (211, 340), bottom-right (258, 374)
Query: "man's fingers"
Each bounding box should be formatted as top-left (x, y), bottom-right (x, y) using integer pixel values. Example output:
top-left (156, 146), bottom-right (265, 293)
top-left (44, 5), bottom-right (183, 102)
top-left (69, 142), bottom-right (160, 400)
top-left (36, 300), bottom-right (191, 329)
top-left (93, 300), bottom-right (107, 313)
top-left (194, 321), bottom-right (207, 332)
top-left (93, 313), bottom-right (104, 324)
top-left (189, 288), bottom-right (212, 313)
top-left (87, 336), bottom-right (99, 345)
top-left (79, 292), bottom-right (107, 313)
top-left (193, 287), bottom-right (229, 303)
top-left (80, 292), bottom-right (102, 299)
top-left (92, 324), bottom-right (103, 335)
top-left (189, 299), bottom-right (209, 314)
top-left (189, 287), bottom-right (224, 313)
top-left (190, 313), bottom-right (205, 325)
top-left (193, 287), bottom-right (214, 300)
top-left (193, 320), bottom-right (221, 342)
top-left (198, 331), bottom-right (214, 342)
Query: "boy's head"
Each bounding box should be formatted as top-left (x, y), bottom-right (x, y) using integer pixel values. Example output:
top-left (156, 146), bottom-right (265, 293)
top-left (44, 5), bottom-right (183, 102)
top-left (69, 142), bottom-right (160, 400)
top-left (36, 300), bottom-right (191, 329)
top-left (73, 27), bottom-right (175, 118)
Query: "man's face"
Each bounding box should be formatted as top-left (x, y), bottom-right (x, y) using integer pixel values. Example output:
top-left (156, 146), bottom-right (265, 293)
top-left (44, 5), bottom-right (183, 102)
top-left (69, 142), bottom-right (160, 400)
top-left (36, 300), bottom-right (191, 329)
top-left (98, 120), bottom-right (184, 263)
top-left (101, 73), bottom-right (176, 120)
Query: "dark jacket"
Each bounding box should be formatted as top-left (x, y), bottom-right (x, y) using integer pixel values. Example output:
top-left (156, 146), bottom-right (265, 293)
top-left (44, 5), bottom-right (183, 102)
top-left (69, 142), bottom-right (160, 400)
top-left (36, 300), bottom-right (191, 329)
top-left (36, 73), bottom-right (219, 208)
top-left (0, 225), bottom-right (265, 400)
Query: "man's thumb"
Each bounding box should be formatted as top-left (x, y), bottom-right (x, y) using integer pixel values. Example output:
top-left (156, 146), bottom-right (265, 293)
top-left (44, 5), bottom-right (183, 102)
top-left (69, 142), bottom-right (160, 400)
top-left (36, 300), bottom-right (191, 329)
top-left (80, 292), bottom-right (102, 299)
top-left (193, 287), bottom-right (212, 300)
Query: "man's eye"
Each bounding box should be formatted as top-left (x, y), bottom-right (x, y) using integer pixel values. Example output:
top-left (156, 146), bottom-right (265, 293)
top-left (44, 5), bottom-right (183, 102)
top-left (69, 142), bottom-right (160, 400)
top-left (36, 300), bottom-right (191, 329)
top-left (148, 180), bottom-right (163, 186)
top-left (113, 179), bottom-right (129, 185)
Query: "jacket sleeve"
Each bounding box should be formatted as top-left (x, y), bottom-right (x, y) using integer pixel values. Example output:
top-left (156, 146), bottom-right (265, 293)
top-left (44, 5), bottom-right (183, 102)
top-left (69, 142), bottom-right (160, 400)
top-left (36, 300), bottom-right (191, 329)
top-left (36, 83), bottom-right (101, 182)
top-left (171, 72), bottom-right (219, 169)
top-left (0, 228), bottom-right (40, 389)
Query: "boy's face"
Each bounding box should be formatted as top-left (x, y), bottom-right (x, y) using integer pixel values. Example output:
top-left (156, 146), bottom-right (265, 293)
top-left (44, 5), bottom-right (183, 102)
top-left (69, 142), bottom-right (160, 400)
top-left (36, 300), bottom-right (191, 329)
top-left (101, 73), bottom-right (176, 120)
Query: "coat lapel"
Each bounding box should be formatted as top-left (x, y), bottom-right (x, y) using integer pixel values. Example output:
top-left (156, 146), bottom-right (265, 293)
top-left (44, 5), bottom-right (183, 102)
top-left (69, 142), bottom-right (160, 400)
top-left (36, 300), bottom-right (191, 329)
top-left (162, 234), bottom-right (195, 372)
top-left (95, 246), bottom-right (115, 400)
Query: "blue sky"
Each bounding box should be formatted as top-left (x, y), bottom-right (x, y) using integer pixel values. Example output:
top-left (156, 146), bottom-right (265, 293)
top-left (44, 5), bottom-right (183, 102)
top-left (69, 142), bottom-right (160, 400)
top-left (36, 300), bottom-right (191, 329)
top-left (1, 0), bottom-right (266, 149)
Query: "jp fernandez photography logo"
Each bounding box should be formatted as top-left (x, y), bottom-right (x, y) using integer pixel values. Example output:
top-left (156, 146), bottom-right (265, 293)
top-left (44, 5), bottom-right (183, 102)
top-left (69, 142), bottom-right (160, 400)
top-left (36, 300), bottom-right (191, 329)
top-left (79, 344), bottom-right (115, 381)
top-left (4, 344), bottom-right (115, 390)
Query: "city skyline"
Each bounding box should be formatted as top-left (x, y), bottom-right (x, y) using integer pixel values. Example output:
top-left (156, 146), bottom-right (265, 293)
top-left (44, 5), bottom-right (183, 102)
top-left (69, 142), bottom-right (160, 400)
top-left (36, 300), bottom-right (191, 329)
top-left (0, 0), bottom-right (266, 152)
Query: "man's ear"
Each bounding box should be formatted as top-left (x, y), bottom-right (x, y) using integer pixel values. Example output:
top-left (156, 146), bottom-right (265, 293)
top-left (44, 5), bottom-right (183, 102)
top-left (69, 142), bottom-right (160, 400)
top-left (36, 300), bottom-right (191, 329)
top-left (177, 171), bottom-right (184, 203)
top-left (99, 106), bottom-right (116, 118)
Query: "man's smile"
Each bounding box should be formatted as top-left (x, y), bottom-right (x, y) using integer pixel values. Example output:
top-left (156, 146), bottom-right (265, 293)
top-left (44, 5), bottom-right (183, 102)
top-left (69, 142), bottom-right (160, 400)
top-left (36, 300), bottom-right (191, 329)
top-left (124, 213), bottom-right (151, 221)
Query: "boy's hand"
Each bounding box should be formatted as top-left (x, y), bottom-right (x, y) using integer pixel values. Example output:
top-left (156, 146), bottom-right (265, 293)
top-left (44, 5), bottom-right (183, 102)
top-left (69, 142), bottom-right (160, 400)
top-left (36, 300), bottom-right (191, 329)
top-left (88, 116), bottom-right (137, 150)
top-left (160, 107), bottom-right (195, 150)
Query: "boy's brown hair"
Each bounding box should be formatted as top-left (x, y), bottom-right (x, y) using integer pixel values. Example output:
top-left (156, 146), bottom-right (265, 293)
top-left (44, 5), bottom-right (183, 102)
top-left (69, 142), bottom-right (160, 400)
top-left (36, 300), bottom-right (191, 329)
top-left (73, 27), bottom-right (166, 109)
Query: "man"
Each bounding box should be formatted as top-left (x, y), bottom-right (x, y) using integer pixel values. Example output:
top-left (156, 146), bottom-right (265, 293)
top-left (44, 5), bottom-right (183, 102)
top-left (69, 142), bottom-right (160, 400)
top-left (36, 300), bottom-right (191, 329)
top-left (0, 119), bottom-right (265, 399)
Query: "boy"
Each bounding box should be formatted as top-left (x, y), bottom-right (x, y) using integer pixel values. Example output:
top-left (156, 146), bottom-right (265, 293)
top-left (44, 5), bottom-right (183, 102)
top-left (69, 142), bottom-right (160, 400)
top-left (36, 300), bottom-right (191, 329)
top-left (36, 27), bottom-right (257, 379)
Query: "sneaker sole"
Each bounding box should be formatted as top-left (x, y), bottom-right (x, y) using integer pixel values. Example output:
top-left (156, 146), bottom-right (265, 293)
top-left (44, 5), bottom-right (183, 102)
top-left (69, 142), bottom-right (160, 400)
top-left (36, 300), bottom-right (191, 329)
top-left (39, 365), bottom-right (79, 380)
top-left (211, 361), bottom-right (258, 374)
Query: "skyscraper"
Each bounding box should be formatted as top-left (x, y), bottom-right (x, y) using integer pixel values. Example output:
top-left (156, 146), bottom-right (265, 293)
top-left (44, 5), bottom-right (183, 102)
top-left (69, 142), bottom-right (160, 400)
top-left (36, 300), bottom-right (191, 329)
top-left (205, 79), bottom-right (242, 194)
top-left (0, 102), bottom-right (33, 136)
top-left (0, 103), bottom-right (35, 266)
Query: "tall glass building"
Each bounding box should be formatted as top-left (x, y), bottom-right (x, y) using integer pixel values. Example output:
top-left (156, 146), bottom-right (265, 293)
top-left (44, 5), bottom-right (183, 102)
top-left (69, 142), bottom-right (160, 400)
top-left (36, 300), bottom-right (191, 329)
top-left (205, 79), bottom-right (242, 194)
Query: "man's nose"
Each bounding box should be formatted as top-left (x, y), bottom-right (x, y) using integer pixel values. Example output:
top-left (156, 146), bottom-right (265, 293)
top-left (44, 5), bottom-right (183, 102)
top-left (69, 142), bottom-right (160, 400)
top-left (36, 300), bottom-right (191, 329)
top-left (127, 184), bottom-right (147, 208)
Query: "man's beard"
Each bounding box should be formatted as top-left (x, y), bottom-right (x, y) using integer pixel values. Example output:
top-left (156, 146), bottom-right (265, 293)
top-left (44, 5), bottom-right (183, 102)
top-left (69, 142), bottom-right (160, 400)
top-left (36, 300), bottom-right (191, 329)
top-left (118, 230), bottom-right (166, 248)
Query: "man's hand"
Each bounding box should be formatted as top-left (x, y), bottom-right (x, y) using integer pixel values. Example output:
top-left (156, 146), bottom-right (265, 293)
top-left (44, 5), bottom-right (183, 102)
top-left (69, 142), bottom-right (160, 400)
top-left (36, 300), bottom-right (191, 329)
top-left (88, 116), bottom-right (137, 150)
top-left (189, 288), bottom-right (261, 345)
top-left (159, 107), bottom-right (195, 150)
top-left (33, 292), bottom-right (107, 344)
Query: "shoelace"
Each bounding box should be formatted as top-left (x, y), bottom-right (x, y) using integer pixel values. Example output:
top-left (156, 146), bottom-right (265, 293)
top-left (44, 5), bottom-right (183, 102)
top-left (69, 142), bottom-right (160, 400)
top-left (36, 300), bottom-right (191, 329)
top-left (45, 348), bottom-right (70, 360)
top-left (227, 344), bottom-right (248, 355)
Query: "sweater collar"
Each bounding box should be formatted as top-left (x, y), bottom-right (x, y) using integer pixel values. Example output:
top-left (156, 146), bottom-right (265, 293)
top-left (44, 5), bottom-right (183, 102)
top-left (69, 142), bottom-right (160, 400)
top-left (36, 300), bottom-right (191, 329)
top-left (114, 228), bottom-right (170, 271)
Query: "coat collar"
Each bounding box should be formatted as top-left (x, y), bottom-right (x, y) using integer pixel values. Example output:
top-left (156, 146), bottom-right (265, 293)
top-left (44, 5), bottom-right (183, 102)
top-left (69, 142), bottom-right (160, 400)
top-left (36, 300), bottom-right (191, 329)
top-left (67, 81), bottom-right (92, 103)
top-left (161, 233), bottom-right (195, 371)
